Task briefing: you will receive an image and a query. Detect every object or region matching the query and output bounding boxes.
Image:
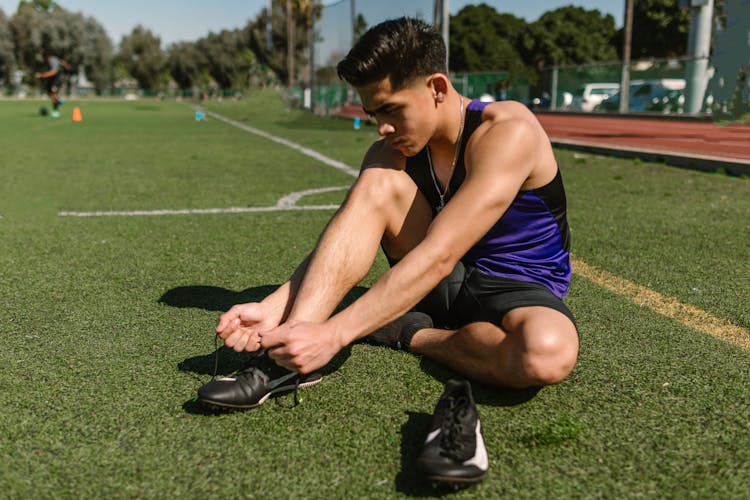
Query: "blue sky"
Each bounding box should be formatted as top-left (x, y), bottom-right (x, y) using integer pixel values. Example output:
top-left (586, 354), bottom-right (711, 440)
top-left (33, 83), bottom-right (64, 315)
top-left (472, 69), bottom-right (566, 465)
top-left (0, 0), bottom-right (623, 46)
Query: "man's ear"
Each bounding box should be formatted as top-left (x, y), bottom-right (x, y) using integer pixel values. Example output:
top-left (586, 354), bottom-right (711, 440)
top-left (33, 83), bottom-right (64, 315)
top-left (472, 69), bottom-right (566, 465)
top-left (429, 74), bottom-right (450, 102)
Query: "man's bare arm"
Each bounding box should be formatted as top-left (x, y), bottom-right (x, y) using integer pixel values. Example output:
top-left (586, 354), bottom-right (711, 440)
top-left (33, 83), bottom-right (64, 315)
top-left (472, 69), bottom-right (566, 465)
top-left (326, 110), bottom-right (544, 346)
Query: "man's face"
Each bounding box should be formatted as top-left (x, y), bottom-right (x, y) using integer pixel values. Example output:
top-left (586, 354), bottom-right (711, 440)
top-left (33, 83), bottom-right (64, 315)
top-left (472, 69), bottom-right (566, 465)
top-left (358, 76), bottom-right (436, 157)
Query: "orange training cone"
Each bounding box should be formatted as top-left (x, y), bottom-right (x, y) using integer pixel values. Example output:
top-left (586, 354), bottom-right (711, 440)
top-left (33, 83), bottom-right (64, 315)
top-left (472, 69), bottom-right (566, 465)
top-left (72, 106), bottom-right (82, 122)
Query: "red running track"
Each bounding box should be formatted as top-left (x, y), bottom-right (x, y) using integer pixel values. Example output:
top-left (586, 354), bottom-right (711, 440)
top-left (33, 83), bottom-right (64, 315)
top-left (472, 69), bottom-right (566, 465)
top-left (336, 104), bottom-right (749, 172)
top-left (535, 112), bottom-right (750, 163)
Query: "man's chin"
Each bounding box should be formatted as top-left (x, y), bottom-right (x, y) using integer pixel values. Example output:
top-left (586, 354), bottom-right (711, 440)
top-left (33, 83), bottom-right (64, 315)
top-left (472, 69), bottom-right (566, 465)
top-left (394, 143), bottom-right (421, 157)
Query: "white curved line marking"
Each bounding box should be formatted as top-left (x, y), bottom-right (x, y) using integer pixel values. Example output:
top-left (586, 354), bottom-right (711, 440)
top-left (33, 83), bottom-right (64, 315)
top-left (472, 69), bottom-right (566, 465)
top-left (58, 186), bottom-right (350, 217)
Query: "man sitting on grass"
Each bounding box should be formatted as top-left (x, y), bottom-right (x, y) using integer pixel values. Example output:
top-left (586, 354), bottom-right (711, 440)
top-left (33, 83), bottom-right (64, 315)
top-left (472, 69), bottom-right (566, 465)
top-left (199, 17), bottom-right (579, 486)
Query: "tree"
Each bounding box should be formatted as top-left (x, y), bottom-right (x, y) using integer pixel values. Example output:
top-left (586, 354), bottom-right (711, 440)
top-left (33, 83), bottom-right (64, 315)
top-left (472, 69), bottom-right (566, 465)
top-left (197, 30), bottom-right (256, 90)
top-left (167, 41), bottom-right (208, 91)
top-left (10, 3), bottom-right (47, 74)
top-left (11, 4), bottom-right (81, 78)
top-left (620, 0), bottom-right (691, 58)
top-left (450, 4), bottom-right (530, 79)
top-left (243, 0), bottom-right (320, 85)
top-left (526, 6), bottom-right (618, 69)
top-left (10, 3), bottom-right (112, 91)
top-left (296, 0), bottom-right (323, 87)
top-left (79, 15), bottom-right (114, 92)
top-left (18, 0), bottom-right (60, 12)
top-left (0, 9), bottom-right (16, 87)
top-left (353, 13), bottom-right (367, 42)
top-left (118, 26), bottom-right (167, 91)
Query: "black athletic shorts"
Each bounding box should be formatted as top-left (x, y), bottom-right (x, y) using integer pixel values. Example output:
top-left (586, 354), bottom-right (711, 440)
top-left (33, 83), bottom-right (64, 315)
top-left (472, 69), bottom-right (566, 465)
top-left (413, 260), bottom-right (576, 330)
top-left (45, 74), bottom-right (62, 93)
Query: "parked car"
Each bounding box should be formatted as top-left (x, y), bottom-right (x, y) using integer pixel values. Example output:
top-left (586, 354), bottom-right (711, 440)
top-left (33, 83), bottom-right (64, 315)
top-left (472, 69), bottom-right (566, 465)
top-left (570, 83), bottom-right (620, 112)
top-left (526, 91), bottom-right (573, 111)
top-left (596, 79), bottom-right (686, 113)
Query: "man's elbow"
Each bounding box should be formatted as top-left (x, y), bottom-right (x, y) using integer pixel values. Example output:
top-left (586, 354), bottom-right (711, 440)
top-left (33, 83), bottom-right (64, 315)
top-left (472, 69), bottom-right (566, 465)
top-left (430, 250), bottom-right (460, 282)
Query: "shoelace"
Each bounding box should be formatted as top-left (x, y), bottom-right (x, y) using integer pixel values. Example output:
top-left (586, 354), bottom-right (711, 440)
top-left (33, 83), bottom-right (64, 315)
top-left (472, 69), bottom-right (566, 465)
top-left (294, 378), bottom-right (301, 406)
top-left (191, 337), bottom-right (223, 403)
top-left (210, 335), bottom-right (266, 382)
top-left (211, 333), bottom-right (220, 380)
top-left (439, 396), bottom-right (471, 461)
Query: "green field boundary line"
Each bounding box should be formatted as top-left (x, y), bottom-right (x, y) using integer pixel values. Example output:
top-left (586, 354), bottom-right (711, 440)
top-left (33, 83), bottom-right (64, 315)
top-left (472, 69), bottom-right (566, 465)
top-left (572, 256), bottom-right (750, 351)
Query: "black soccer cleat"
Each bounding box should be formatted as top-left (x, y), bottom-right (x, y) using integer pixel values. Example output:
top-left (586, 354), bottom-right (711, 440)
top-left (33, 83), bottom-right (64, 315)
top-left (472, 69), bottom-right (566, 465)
top-left (197, 352), bottom-right (322, 409)
top-left (416, 379), bottom-right (489, 487)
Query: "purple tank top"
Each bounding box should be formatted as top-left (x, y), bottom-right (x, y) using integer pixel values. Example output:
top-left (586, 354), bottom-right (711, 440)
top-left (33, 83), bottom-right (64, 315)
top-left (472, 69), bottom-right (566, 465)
top-left (405, 99), bottom-right (571, 298)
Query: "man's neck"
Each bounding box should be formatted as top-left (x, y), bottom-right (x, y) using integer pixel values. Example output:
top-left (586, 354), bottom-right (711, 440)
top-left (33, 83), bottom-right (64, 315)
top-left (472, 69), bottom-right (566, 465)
top-left (427, 93), bottom-right (465, 173)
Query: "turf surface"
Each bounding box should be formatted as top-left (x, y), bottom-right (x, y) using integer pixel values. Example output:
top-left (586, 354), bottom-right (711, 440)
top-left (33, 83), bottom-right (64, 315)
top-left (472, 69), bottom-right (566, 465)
top-left (0, 93), bottom-right (748, 498)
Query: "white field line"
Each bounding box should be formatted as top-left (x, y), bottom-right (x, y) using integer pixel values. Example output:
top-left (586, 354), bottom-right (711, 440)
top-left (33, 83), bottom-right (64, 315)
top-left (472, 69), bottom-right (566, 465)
top-left (58, 186), bottom-right (350, 217)
top-left (204, 109), bottom-right (360, 178)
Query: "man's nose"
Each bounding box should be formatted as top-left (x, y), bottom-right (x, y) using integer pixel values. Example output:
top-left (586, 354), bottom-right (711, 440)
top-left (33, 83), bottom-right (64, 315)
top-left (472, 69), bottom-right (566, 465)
top-left (378, 121), bottom-right (395, 137)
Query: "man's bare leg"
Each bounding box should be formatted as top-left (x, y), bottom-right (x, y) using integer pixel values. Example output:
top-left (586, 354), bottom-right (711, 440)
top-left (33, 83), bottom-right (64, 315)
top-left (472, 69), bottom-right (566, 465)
top-left (286, 167), bottom-right (431, 322)
top-left (409, 306), bottom-right (579, 389)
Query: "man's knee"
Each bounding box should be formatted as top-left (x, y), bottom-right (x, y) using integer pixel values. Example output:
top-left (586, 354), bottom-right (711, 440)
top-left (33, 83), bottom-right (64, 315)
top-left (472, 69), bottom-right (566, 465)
top-left (516, 327), bottom-right (579, 386)
top-left (354, 167), bottom-right (431, 258)
top-left (353, 167), bottom-right (413, 207)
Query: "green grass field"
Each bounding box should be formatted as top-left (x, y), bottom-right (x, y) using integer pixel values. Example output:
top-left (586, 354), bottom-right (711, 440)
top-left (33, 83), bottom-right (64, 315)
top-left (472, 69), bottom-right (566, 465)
top-left (1, 92), bottom-right (748, 498)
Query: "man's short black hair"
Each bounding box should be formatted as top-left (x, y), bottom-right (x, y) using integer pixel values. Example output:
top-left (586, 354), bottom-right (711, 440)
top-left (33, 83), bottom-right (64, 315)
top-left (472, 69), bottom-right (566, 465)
top-left (337, 17), bottom-right (447, 90)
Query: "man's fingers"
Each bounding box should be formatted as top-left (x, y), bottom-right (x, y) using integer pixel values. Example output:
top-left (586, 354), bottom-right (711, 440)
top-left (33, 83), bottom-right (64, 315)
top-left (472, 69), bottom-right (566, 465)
top-left (233, 332), bottom-right (250, 352)
top-left (239, 332), bottom-right (264, 352)
top-left (222, 332), bottom-right (237, 349)
top-left (217, 304), bottom-right (263, 334)
top-left (222, 328), bottom-right (261, 352)
top-left (216, 316), bottom-right (240, 336)
top-left (246, 336), bottom-right (263, 352)
top-left (258, 329), bottom-right (284, 351)
top-left (215, 313), bottom-right (234, 334)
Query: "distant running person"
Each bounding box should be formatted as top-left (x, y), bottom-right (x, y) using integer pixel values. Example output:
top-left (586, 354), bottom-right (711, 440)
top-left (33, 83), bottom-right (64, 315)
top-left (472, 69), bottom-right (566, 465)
top-left (35, 53), bottom-right (71, 118)
top-left (199, 17), bottom-right (579, 487)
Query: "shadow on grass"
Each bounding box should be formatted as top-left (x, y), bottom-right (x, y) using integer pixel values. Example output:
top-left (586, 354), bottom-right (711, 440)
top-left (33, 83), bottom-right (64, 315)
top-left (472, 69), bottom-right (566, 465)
top-left (419, 357), bottom-right (541, 407)
top-left (158, 284), bottom-right (281, 312)
top-left (396, 411), bottom-right (444, 497)
top-left (159, 284), bottom-right (369, 313)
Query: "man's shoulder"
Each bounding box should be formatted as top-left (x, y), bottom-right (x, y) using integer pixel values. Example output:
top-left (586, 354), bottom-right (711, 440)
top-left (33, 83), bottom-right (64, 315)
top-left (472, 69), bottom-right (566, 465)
top-left (464, 99), bottom-right (556, 187)
top-left (478, 100), bottom-right (538, 128)
top-left (468, 100), bottom-right (544, 151)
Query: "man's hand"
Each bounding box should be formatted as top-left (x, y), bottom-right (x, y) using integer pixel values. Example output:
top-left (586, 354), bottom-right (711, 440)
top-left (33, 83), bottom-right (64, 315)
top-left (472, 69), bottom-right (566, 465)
top-left (259, 321), bottom-right (343, 374)
top-left (216, 302), bottom-right (281, 352)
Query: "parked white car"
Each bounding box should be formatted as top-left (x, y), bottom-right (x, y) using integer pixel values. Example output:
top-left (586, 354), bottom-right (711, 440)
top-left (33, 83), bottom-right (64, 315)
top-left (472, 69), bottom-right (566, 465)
top-left (596, 79), bottom-right (686, 113)
top-left (571, 83), bottom-right (620, 112)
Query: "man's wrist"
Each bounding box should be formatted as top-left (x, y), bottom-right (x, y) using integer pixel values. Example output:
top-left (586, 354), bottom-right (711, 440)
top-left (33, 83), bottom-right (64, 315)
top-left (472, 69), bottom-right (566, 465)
top-left (326, 313), bottom-right (358, 349)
